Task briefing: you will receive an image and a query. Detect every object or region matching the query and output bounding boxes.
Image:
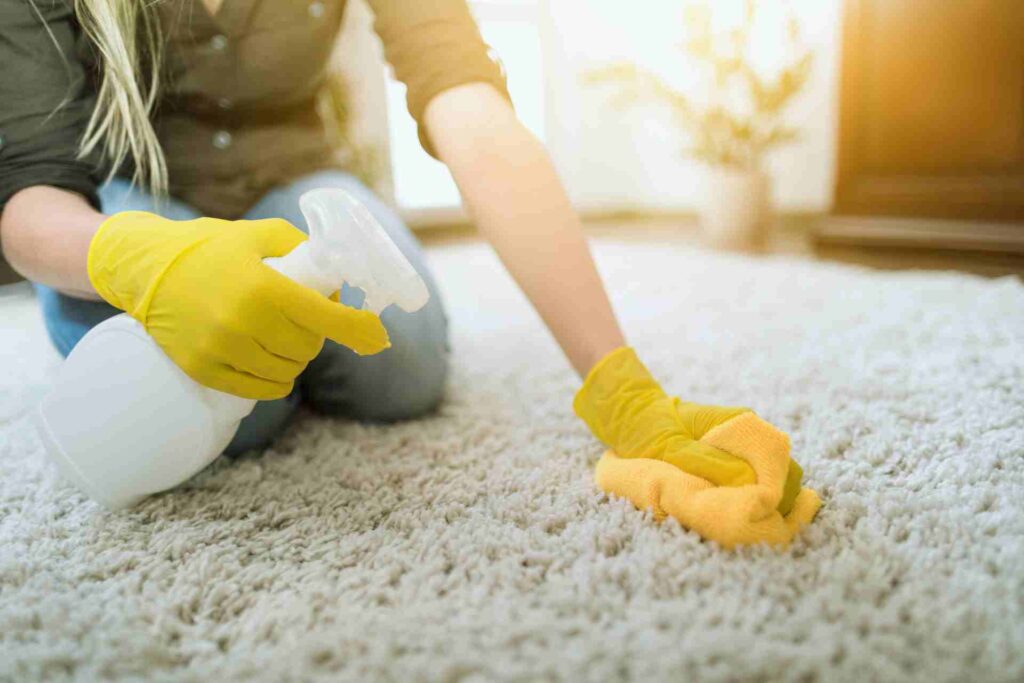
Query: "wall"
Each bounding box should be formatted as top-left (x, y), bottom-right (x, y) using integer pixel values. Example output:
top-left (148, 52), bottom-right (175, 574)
top-left (543, 0), bottom-right (843, 214)
top-left (378, 0), bottom-right (844, 218)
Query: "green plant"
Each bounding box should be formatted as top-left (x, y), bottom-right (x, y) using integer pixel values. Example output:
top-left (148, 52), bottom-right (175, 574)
top-left (583, 0), bottom-right (813, 171)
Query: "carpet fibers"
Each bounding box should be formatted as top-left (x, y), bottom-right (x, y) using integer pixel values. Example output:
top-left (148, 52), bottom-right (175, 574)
top-left (1, 241), bottom-right (1022, 682)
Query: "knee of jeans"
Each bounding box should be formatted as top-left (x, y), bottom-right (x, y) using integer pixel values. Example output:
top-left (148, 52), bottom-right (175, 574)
top-left (356, 357), bottom-right (447, 422)
top-left (223, 390), bottom-right (300, 456)
top-left (307, 345), bottom-right (448, 422)
top-left (304, 312), bottom-right (449, 422)
top-left (33, 284), bottom-right (121, 358)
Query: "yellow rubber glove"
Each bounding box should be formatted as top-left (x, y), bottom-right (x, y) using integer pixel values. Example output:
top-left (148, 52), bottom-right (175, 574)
top-left (88, 211), bottom-right (390, 400)
top-left (574, 347), bottom-right (820, 548)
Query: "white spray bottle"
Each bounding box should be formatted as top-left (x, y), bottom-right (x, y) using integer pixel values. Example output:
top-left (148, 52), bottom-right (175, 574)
top-left (35, 188), bottom-right (430, 510)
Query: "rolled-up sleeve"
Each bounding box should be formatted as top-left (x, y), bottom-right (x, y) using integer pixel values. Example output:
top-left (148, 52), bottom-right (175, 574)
top-left (367, 0), bottom-right (512, 158)
top-left (0, 0), bottom-right (101, 214)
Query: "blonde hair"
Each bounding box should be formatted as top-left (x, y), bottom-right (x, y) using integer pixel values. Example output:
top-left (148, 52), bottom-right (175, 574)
top-left (74, 0), bottom-right (167, 196)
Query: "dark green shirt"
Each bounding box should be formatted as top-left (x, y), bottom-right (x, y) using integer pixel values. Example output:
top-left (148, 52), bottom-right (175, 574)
top-left (0, 0), bottom-right (510, 218)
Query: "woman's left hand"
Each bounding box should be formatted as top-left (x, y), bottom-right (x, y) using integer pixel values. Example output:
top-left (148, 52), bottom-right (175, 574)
top-left (574, 347), bottom-right (821, 548)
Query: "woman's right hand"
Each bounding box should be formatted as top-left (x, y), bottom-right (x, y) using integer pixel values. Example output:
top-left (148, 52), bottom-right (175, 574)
top-left (87, 211), bottom-right (390, 400)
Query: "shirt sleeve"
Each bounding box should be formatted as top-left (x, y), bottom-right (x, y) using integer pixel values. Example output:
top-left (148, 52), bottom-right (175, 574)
top-left (366, 0), bottom-right (513, 158)
top-left (0, 0), bottom-right (102, 215)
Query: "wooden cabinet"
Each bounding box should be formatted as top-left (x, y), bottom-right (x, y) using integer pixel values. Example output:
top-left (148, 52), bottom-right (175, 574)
top-left (821, 0), bottom-right (1024, 255)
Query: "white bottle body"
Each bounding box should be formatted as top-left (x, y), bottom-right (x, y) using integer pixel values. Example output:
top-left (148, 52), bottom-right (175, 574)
top-left (35, 188), bottom-right (429, 510)
top-left (35, 314), bottom-right (257, 509)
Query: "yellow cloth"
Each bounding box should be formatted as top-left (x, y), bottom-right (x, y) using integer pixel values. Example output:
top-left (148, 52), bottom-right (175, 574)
top-left (574, 347), bottom-right (820, 548)
top-left (88, 212), bottom-right (390, 400)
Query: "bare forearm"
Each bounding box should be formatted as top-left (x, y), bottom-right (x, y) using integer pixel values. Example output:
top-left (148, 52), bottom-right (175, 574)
top-left (425, 84), bottom-right (625, 377)
top-left (0, 186), bottom-right (105, 299)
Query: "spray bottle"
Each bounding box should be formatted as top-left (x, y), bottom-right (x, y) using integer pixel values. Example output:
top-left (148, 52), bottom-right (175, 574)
top-left (35, 188), bottom-right (430, 509)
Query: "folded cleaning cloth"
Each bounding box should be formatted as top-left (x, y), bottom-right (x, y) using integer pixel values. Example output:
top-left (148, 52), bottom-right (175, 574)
top-left (575, 347), bottom-right (821, 549)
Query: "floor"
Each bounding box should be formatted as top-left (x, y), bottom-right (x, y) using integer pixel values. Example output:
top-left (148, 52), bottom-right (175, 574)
top-left (3, 216), bottom-right (1022, 289)
top-left (1, 235), bottom-right (1022, 682)
top-left (420, 215), bottom-right (1024, 279)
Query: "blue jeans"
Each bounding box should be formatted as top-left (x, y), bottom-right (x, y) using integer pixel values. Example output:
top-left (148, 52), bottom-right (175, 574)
top-left (35, 171), bottom-right (449, 455)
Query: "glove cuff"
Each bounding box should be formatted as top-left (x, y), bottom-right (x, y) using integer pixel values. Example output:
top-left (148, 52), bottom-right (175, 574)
top-left (87, 213), bottom-right (133, 311)
top-left (87, 211), bottom-right (208, 322)
top-left (573, 346), bottom-right (662, 443)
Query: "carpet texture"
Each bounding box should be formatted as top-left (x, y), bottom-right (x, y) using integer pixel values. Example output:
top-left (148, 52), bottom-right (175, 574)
top-left (1, 241), bottom-right (1022, 682)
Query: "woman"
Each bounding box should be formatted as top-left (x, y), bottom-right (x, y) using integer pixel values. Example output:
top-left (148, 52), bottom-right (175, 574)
top-left (0, 0), bottom-right (817, 547)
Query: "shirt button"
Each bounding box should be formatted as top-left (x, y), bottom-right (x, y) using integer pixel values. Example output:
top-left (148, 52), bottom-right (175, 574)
top-left (308, 1), bottom-right (325, 18)
top-left (210, 34), bottom-right (228, 51)
top-left (212, 130), bottom-right (232, 149)
top-left (216, 97), bottom-right (233, 110)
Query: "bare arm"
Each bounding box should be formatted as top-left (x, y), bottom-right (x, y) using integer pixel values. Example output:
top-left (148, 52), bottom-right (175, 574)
top-left (0, 186), bottom-right (106, 299)
top-left (424, 83), bottom-right (625, 377)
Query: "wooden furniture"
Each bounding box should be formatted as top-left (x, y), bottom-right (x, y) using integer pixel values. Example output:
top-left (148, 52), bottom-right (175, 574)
top-left (819, 0), bottom-right (1024, 255)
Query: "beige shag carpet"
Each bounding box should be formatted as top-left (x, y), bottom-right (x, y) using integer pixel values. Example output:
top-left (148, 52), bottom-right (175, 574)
top-left (1, 240), bottom-right (1023, 682)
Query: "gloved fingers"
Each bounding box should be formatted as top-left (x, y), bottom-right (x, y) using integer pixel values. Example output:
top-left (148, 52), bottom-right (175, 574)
top-left (182, 358), bottom-right (294, 401)
top-left (673, 399), bottom-right (750, 439)
top-left (658, 438), bottom-right (798, 515)
top-left (246, 218), bottom-right (308, 257)
top-left (257, 312), bottom-right (326, 363)
top-left (659, 437), bottom-right (757, 488)
top-left (216, 366), bottom-right (293, 401)
top-left (267, 270), bottom-right (390, 355)
top-left (784, 487), bottom-right (822, 533)
top-left (778, 459), bottom-right (804, 517)
top-left (168, 330), bottom-right (297, 399)
top-left (699, 411), bottom-right (805, 515)
top-left (699, 411), bottom-right (791, 504)
top-left (231, 338), bottom-right (307, 384)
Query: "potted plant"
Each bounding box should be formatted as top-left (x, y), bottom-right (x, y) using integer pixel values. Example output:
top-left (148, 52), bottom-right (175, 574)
top-left (585, 0), bottom-right (813, 248)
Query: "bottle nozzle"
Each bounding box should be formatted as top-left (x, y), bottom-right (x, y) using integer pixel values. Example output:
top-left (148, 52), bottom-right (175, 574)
top-left (299, 188), bottom-right (430, 314)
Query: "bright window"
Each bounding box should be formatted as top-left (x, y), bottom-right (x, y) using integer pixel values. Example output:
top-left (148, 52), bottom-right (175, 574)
top-left (386, 0), bottom-right (547, 211)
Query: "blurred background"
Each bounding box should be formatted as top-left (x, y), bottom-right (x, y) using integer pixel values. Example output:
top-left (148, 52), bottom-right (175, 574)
top-left (1, 0), bottom-right (1021, 284)
top-left (353, 0), bottom-right (839, 221)
top-left (360, 0), bottom-right (1024, 277)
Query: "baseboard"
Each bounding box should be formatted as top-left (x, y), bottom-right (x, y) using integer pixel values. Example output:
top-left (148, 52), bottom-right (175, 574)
top-left (815, 215), bottom-right (1024, 254)
top-left (813, 215), bottom-right (1024, 277)
top-left (404, 205), bottom-right (825, 232)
